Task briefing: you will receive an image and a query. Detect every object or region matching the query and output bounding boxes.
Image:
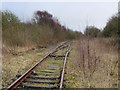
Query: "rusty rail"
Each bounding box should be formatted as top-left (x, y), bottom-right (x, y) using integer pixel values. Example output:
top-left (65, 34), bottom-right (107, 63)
top-left (7, 42), bottom-right (67, 90)
top-left (60, 48), bottom-right (71, 89)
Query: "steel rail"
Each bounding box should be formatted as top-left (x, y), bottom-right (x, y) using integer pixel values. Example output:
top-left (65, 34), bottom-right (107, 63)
top-left (7, 42), bottom-right (67, 90)
top-left (59, 48), bottom-right (71, 89)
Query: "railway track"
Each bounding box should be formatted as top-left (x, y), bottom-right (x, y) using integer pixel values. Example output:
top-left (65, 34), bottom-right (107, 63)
top-left (7, 42), bottom-right (71, 89)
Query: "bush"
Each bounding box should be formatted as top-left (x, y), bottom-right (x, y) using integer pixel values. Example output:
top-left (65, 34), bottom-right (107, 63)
top-left (84, 26), bottom-right (101, 37)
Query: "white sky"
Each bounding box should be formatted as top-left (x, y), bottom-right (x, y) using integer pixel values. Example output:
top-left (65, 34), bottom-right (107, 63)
top-left (1, 0), bottom-right (119, 2)
top-left (1, 1), bottom-right (119, 33)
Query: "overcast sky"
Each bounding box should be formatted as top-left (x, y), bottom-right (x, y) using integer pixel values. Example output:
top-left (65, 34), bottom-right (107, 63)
top-left (2, 2), bottom-right (118, 33)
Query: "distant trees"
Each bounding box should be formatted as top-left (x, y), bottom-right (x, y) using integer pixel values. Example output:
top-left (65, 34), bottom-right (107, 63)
top-left (2, 10), bottom-right (20, 30)
top-left (32, 11), bottom-right (66, 42)
top-left (118, 13), bottom-right (120, 37)
top-left (84, 14), bottom-right (118, 38)
top-left (0, 11), bottom-right (2, 27)
top-left (2, 9), bottom-right (118, 52)
top-left (32, 10), bottom-right (82, 41)
top-left (101, 14), bottom-right (118, 37)
top-left (84, 26), bottom-right (101, 37)
top-left (33, 11), bottom-right (53, 25)
top-left (66, 30), bottom-right (83, 39)
top-left (32, 11), bottom-right (61, 29)
top-left (2, 10), bottom-right (82, 49)
top-left (2, 11), bottom-right (26, 47)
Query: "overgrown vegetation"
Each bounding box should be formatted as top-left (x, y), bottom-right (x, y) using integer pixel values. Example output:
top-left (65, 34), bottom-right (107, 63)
top-left (2, 41), bottom-right (63, 87)
top-left (65, 38), bottom-right (118, 88)
top-left (65, 13), bottom-right (119, 88)
top-left (84, 26), bottom-right (100, 37)
top-left (101, 14), bottom-right (118, 37)
top-left (2, 10), bottom-right (118, 53)
top-left (2, 10), bottom-right (82, 53)
top-left (84, 14), bottom-right (118, 38)
top-left (2, 8), bottom-right (119, 88)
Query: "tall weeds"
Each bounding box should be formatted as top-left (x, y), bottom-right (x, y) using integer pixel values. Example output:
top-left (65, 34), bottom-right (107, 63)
top-left (77, 37), bottom-right (118, 88)
top-left (77, 37), bottom-right (101, 87)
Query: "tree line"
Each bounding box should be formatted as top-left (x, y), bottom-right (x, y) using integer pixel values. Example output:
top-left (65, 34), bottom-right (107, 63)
top-left (2, 10), bottom-right (82, 48)
top-left (2, 10), bottom-right (119, 49)
top-left (84, 14), bottom-right (119, 38)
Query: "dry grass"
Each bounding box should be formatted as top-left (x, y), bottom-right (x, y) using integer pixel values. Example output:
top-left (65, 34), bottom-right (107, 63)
top-left (65, 38), bottom-right (118, 88)
top-left (2, 43), bottom-right (61, 88)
